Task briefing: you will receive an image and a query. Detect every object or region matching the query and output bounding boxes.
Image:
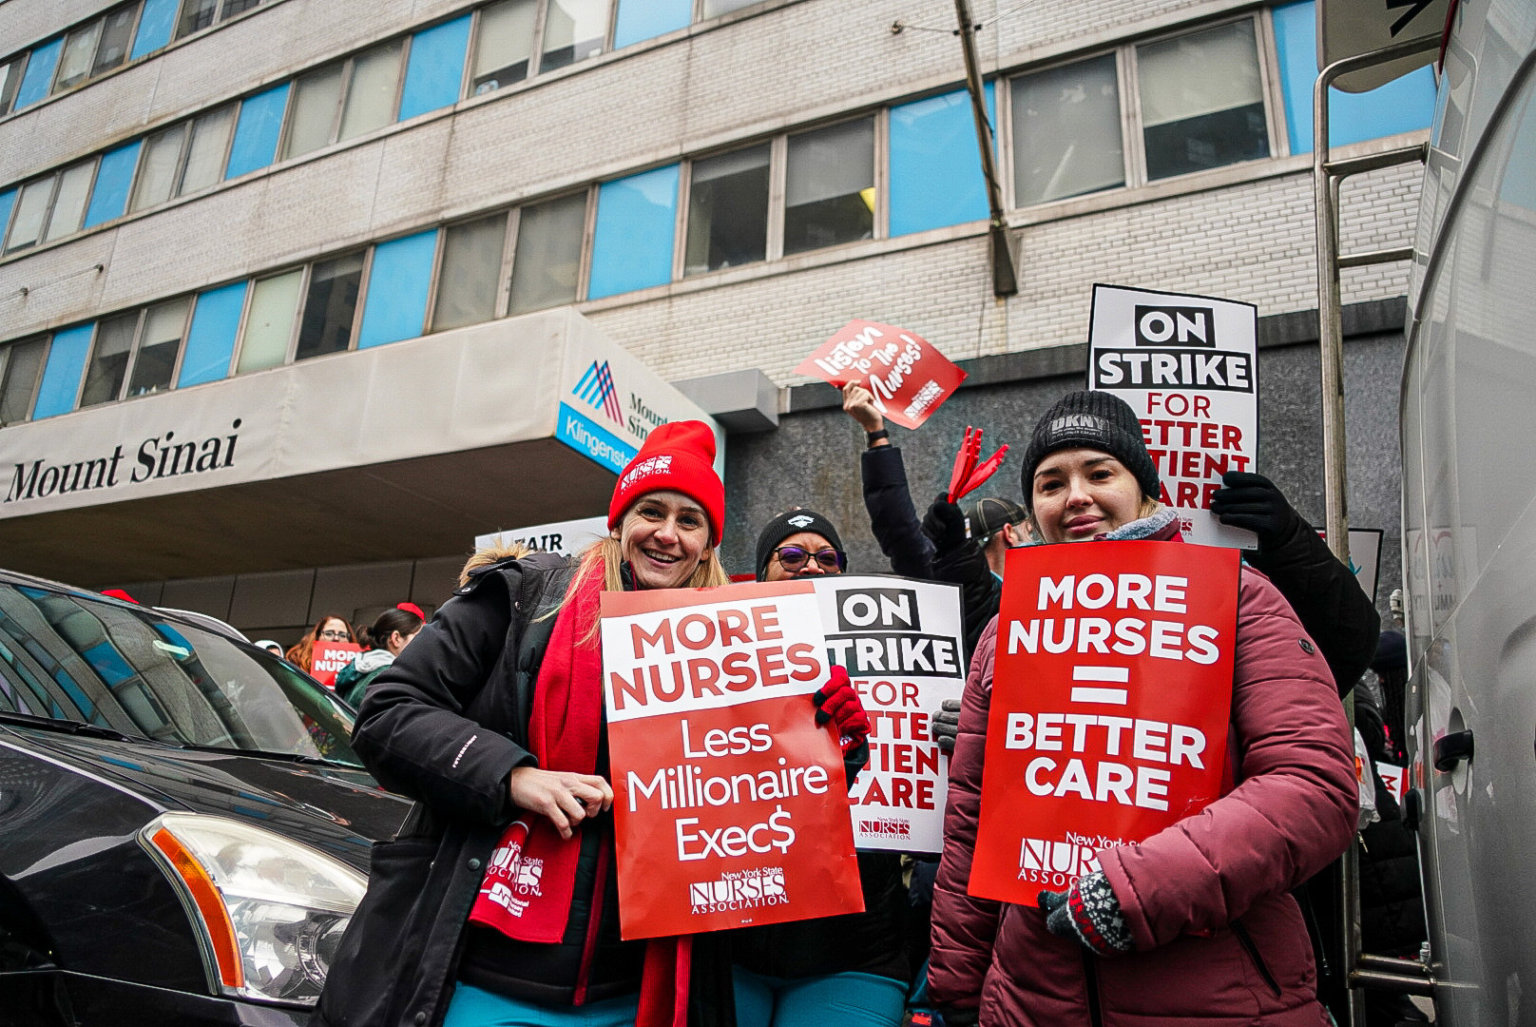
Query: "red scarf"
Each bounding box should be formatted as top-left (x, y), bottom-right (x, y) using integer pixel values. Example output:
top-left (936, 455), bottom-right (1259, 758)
top-left (468, 561), bottom-right (690, 1025)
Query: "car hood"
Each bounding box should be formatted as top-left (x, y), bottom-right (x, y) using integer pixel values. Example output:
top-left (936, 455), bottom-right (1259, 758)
top-left (3, 726), bottom-right (411, 869)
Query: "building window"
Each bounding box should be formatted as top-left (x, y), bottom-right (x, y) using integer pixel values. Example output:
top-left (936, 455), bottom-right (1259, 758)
top-left (784, 118), bottom-right (875, 256)
top-left (132, 109), bottom-right (238, 213)
top-left (701, 0), bottom-right (761, 18)
top-left (684, 143), bottom-right (770, 275)
top-left (80, 299), bottom-right (190, 406)
top-left (0, 336), bottom-right (48, 425)
top-left (433, 214), bottom-right (508, 330)
top-left (282, 42), bottom-right (404, 159)
top-left (541, 0), bottom-right (611, 72)
top-left (471, 0), bottom-right (537, 93)
top-left (510, 191), bottom-right (587, 313)
top-left (0, 56), bottom-right (25, 116)
top-left (468, 0), bottom-right (612, 96)
top-left (1010, 55), bottom-right (1124, 207)
top-left (1136, 19), bottom-right (1269, 180)
top-left (294, 253), bottom-right (365, 360)
top-left (237, 270), bottom-right (303, 373)
top-left (1004, 16), bottom-right (1271, 208)
top-left (3, 160), bottom-right (98, 253)
top-left (176, 0), bottom-right (264, 40)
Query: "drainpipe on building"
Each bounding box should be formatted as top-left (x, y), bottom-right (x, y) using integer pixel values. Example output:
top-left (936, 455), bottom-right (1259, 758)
top-left (954, 0), bottom-right (1018, 298)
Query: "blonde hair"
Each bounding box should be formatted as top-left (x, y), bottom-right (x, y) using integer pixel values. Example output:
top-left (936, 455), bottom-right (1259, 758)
top-left (457, 542), bottom-right (534, 587)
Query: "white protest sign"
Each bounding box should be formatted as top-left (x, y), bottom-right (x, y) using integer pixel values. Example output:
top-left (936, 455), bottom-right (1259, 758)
top-left (1088, 284), bottom-right (1259, 549)
top-left (475, 515), bottom-right (610, 558)
top-left (812, 576), bottom-right (965, 854)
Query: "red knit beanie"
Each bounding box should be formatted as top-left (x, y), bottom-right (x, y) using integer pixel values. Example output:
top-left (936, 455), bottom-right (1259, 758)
top-left (608, 420), bottom-right (725, 544)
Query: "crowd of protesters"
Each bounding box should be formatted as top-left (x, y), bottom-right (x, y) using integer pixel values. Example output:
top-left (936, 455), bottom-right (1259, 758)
top-left (296, 383), bottom-right (1416, 1027)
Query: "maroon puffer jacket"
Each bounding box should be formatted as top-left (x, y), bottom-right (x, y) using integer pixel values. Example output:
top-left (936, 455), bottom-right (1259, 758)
top-left (929, 554), bottom-right (1356, 1026)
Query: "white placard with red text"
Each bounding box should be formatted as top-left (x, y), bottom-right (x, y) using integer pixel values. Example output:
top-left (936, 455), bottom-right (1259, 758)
top-left (601, 581), bottom-right (864, 940)
top-left (309, 642), bottom-right (361, 687)
top-left (970, 540), bottom-right (1240, 905)
top-left (810, 576), bottom-right (964, 853)
top-left (794, 320), bottom-right (966, 429)
top-left (1088, 284), bottom-right (1259, 549)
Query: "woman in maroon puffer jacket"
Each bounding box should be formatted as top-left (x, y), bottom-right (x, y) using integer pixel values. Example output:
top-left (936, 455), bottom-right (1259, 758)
top-left (928, 391), bottom-right (1358, 1027)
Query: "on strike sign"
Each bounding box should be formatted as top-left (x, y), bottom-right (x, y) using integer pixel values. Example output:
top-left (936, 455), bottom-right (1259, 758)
top-left (1088, 284), bottom-right (1259, 549)
top-left (601, 581), bottom-right (864, 939)
top-left (794, 320), bottom-right (966, 429)
top-left (970, 541), bottom-right (1240, 906)
top-left (812, 576), bottom-right (965, 853)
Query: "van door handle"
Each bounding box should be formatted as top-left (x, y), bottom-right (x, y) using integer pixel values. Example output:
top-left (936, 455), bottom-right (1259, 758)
top-left (1433, 730), bottom-right (1474, 772)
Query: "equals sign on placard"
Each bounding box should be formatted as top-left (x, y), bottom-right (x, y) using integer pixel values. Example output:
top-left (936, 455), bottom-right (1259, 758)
top-left (1070, 666), bottom-right (1129, 705)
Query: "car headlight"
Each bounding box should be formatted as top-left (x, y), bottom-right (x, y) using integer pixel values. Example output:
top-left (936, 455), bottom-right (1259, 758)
top-left (139, 812), bottom-right (368, 1006)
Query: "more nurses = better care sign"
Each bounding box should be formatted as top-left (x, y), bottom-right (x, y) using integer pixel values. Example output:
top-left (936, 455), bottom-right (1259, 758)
top-left (1089, 284), bottom-right (1259, 549)
top-left (970, 541), bottom-right (1240, 905)
top-left (600, 581), bottom-right (864, 940)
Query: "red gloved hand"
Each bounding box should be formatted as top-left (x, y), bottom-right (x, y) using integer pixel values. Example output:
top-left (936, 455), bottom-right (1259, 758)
top-left (813, 666), bottom-right (870, 752)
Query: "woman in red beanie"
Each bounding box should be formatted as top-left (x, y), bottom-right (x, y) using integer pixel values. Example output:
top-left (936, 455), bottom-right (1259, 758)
top-left (317, 422), bottom-right (869, 1027)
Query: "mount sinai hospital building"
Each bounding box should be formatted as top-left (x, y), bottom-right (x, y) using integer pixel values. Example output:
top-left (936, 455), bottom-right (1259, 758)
top-left (0, 0), bottom-right (1435, 641)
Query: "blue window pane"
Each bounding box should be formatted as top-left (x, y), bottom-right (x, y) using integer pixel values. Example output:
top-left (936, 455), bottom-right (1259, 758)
top-left (15, 38), bottom-right (62, 111)
top-left (589, 165), bottom-right (679, 299)
top-left (1274, 1), bottom-right (1435, 154)
top-left (357, 230), bottom-right (437, 348)
top-left (83, 142), bottom-right (141, 228)
top-left (32, 324), bottom-right (95, 419)
top-left (0, 189), bottom-right (15, 244)
top-left (889, 84), bottom-right (994, 236)
top-left (614, 0), bottom-right (690, 48)
top-left (178, 281), bottom-right (249, 386)
top-left (399, 15), bottom-right (471, 121)
top-left (131, 0), bottom-right (180, 59)
top-left (226, 83), bottom-right (290, 179)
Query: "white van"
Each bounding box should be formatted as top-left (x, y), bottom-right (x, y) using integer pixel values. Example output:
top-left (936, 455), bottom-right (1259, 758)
top-left (1401, 1), bottom-right (1536, 1021)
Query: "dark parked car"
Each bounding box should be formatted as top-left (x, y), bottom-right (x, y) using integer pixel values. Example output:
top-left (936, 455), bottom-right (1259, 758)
top-left (0, 569), bottom-right (410, 1025)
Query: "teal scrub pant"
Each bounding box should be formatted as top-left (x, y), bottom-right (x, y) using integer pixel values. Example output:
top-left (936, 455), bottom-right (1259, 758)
top-left (731, 967), bottom-right (906, 1027)
top-left (442, 983), bottom-right (640, 1027)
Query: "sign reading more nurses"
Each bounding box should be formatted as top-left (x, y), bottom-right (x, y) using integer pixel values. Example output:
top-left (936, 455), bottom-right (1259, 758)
top-left (813, 576), bottom-right (965, 853)
top-left (795, 320), bottom-right (966, 429)
top-left (309, 642), bottom-right (361, 688)
top-left (601, 581), bottom-right (864, 939)
top-left (1088, 284), bottom-right (1259, 549)
top-left (969, 541), bottom-right (1240, 906)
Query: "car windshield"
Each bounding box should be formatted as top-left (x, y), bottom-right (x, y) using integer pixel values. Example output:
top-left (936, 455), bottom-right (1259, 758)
top-left (0, 581), bottom-right (361, 766)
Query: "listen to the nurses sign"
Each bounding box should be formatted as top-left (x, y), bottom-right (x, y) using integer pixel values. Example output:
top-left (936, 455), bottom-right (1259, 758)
top-left (601, 582), bottom-right (863, 939)
top-left (795, 320), bottom-right (966, 429)
top-left (970, 541), bottom-right (1240, 906)
top-left (1089, 284), bottom-right (1259, 549)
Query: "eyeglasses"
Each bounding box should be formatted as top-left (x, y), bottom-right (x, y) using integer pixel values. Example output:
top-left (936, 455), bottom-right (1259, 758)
top-left (318, 629), bottom-right (349, 641)
top-left (773, 546), bottom-right (846, 573)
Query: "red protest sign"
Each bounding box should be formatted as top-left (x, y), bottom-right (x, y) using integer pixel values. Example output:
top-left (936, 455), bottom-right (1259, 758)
top-left (309, 642), bottom-right (361, 687)
top-left (601, 581), bottom-right (864, 939)
top-left (794, 320), bottom-right (966, 429)
top-left (970, 541), bottom-right (1240, 905)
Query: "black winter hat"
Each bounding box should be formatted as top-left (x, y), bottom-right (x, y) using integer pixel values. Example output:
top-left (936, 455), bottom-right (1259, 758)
top-left (755, 508), bottom-right (844, 581)
top-left (1020, 390), bottom-right (1160, 510)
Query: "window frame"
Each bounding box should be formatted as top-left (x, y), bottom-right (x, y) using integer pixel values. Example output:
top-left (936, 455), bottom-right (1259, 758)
top-left (77, 299), bottom-right (195, 409)
top-left (506, 187), bottom-right (594, 315)
top-left (175, 0), bottom-right (265, 41)
top-left (2, 158), bottom-right (102, 253)
top-left (464, 0), bottom-right (618, 99)
top-left (677, 112), bottom-right (881, 281)
top-left (1000, 11), bottom-right (1280, 213)
top-left (229, 266), bottom-right (305, 375)
top-left (0, 54), bottom-right (28, 116)
top-left (289, 248), bottom-right (371, 363)
top-left (49, 3), bottom-right (144, 96)
top-left (277, 43), bottom-right (409, 161)
top-left (0, 334), bottom-right (52, 426)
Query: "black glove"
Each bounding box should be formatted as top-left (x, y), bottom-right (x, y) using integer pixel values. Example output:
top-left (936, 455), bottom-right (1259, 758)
top-left (1209, 471), bottom-right (1302, 550)
top-left (922, 493), bottom-right (969, 557)
top-left (1037, 872), bottom-right (1133, 957)
top-left (932, 1006), bottom-right (980, 1027)
top-left (931, 697), bottom-right (961, 754)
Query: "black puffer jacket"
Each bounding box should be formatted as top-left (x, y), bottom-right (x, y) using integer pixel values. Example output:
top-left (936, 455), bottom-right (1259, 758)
top-left (862, 445), bottom-right (936, 580)
top-left (315, 552), bottom-right (648, 1026)
top-left (1241, 515), bottom-right (1380, 694)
